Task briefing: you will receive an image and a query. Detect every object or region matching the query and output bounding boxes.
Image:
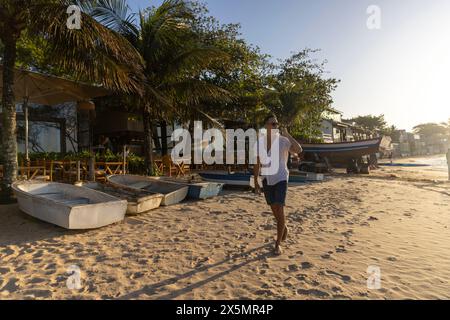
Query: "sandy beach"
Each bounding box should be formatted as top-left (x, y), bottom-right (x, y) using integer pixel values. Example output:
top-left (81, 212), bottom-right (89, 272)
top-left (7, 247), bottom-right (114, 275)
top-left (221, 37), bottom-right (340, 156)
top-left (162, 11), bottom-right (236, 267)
top-left (0, 155), bottom-right (449, 300)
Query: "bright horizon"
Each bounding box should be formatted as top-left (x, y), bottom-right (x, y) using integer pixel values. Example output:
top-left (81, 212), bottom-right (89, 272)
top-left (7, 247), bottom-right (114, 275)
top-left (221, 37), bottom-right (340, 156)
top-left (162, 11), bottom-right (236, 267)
top-left (130, 0), bottom-right (450, 131)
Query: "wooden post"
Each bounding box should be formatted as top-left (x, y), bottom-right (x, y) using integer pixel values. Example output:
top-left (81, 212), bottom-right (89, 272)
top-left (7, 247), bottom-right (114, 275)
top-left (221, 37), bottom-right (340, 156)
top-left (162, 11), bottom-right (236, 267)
top-left (122, 145), bottom-right (127, 175)
top-left (77, 160), bottom-right (81, 182)
top-left (23, 99), bottom-right (29, 163)
top-left (88, 156), bottom-right (95, 182)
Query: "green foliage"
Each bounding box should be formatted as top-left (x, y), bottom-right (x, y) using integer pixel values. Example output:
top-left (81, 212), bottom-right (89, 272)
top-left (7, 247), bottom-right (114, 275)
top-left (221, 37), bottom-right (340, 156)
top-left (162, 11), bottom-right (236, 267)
top-left (2, 0), bottom-right (348, 171)
top-left (18, 151), bottom-right (146, 174)
top-left (263, 50), bottom-right (339, 140)
top-left (190, 2), bottom-right (270, 124)
top-left (290, 108), bottom-right (325, 143)
top-left (348, 114), bottom-right (388, 132)
top-left (413, 123), bottom-right (449, 138)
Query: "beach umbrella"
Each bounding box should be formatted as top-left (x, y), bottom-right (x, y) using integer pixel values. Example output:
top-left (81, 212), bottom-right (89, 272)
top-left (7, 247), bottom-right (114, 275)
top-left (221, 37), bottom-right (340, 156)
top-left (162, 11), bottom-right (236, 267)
top-left (0, 65), bottom-right (110, 161)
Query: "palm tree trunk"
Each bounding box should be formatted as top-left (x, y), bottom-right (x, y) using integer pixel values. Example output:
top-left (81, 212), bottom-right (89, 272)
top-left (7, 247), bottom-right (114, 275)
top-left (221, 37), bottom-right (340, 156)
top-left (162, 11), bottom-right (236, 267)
top-left (142, 108), bottom-right (154, 176)
top-left (0, 36), bottom-right (18, 203)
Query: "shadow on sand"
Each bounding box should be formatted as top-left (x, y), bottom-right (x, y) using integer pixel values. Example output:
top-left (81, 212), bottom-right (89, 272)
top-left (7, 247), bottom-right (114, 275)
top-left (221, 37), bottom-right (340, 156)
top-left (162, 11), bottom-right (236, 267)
top-left (117, 244), bottom-right (274, 300)
top-left (0, 204), bottom-right (91, 246)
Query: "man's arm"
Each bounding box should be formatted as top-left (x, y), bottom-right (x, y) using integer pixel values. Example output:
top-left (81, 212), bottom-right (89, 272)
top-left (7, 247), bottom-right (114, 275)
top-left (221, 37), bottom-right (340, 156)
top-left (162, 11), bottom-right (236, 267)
top-left (281, 128), bottom-right (303, 155)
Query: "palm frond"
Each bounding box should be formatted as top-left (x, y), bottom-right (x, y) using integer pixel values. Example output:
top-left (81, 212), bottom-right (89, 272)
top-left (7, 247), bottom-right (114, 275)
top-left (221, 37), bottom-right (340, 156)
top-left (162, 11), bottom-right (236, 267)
top-left (167, 79), bottom-right (232, 105)
top-left (161, 46), bottom-right (229, 80)
top-left (27, 1), bottom-right (144, 94)
top-left (80, 0), bottom-right (139, 40)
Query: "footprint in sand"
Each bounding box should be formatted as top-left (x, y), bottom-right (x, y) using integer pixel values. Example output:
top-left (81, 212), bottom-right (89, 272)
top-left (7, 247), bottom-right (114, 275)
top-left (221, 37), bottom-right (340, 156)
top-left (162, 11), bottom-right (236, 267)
top-left (295, 274), bottom-right (307, 281)
top-left (261, 224), bottom-right (276, 231)
top-left (27, 278), bottom-right (47, 285)
top-left (33, 250), bottom-right (44, 259)
top-left (0, 267), bottom-right (11, 275)
top-left (297, 288), bottom-right (330, 298)
top-left (255, 289), bottom-right (274, 296)
top-left (387, 256), bottom-right (398, 262)
top-left (1, 247), bottom-right (16, 257)
top-left (96, 255), bottom-right (108, 263)
top-left (332, 286), bottom-right (343, 293)
top-left (14, 265), bottom-right (27, 272)
top-left (287, 264), bottom-right (300, 272)
top-left (325, 270), bottom-right (352, 283)
top-left (0, 278), bottom-right (19, 294)
top-left (333, 294), bottom-right (351, 300)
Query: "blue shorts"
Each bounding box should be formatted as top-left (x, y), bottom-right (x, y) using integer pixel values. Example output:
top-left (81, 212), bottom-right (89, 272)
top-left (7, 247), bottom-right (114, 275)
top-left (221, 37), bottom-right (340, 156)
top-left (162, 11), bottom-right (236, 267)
top-left (262, 180), bottom-right (288, 206)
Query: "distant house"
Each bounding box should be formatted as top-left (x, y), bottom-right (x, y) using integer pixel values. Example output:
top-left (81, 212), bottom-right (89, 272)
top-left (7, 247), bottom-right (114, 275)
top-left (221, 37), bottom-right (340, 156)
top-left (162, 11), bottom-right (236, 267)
top-left (391, 129), bottom-right (449, 157)
top-left (319, 110), bottom-right (374, 143)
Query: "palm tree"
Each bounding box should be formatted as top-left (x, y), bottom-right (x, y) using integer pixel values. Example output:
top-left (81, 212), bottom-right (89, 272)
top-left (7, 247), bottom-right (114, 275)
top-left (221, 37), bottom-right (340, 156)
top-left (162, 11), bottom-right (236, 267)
top-left (0, 0), bottom-right (144, 202)
top-left (86, 0), bottom-right (230, 175)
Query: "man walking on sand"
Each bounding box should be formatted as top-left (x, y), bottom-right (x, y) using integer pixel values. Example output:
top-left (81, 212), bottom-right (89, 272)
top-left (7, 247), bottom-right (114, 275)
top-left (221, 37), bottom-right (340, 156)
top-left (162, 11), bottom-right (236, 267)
top-left (446, 148), bottom-right (450, 181)
top-left (254, 114), bottom-right (303, 255)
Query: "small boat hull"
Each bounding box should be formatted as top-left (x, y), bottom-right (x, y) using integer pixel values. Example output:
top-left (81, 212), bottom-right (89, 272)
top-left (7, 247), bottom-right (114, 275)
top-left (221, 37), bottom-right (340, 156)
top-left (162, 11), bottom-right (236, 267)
top-left (78, 182), bottom-right (163, 215)
top-left (199, 172), bottom-right (252, 186)
top-left (290, 170), bottom-right (324, 181)
top-left (302, 138), bottom-right (383, 164)
top-left (107, 175), bottom-right (188, 206)
top-left (12, 181), bottom-right (127, 230)
top-left (187, 182), bottom-right (224, 199)
top-left (152, 177), bottom-right (224, 200)
top-left (199, 172), bottom-right (310, 186)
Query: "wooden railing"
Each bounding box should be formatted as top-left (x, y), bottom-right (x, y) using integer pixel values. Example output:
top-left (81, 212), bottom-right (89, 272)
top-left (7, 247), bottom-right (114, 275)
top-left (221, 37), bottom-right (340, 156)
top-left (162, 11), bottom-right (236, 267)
top-left (94, 162), bottom-right (127, 181)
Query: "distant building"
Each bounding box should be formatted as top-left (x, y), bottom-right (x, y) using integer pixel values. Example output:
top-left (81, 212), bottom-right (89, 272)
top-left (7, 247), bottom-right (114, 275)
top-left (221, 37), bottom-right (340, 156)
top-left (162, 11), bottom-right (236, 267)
top-left (391, 129), bottom-right (449, 157)
top-left (319, 110), bottom-right (374, 143)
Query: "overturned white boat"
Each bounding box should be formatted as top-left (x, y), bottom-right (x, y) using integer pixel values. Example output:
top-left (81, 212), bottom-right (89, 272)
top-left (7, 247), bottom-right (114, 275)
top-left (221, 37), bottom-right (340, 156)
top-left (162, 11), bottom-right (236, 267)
top-left (12, 181), bottom-right (127, 230)
top-left (107, 175), bottom-right (189, 206)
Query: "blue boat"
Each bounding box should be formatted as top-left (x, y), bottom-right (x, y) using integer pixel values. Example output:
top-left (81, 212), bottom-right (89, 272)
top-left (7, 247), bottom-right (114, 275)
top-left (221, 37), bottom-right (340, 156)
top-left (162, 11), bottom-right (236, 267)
top-left (186, 182), bottom-right (224, 200)
top-left (198, 172), bottom-right (252, 186)
top-left (153, 177), bottom-right (224, 200)
top-left (378, 163), bottom-right (431, 168)
top-left (302, 138), bottom-right (384, 161)
top-left (198, 172), bottom-right (309, 186)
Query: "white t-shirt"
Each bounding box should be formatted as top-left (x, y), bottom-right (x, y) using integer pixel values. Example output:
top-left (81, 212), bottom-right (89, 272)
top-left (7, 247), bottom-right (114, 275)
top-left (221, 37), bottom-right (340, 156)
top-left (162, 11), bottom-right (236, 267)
top-left (256, 133), bottom-right (291, 186)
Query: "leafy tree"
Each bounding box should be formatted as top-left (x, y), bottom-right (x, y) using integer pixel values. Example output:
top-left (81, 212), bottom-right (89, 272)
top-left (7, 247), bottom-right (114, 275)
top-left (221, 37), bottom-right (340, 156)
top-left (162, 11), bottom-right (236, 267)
top-left (264, 50), bottom-right (339, 140)
top-left (413, 123), bottom-right (448, 139)
top-left (348, 114), bottom-right (387, 132)
top-left (87, 0), bottom-right (231, 173)
top-left (190, 2), bottom-right (271, 125)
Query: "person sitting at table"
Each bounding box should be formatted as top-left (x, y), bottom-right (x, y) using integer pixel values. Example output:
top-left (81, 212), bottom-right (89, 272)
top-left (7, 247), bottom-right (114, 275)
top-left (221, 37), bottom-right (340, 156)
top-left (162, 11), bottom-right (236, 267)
top-left (99, 135), bottom-right (113, 153)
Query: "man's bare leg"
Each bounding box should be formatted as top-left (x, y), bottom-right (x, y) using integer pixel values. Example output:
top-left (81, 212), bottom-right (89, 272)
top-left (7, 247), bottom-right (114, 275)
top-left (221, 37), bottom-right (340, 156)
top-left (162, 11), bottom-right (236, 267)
top-left (271, 204), bottom-right (286, 254)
